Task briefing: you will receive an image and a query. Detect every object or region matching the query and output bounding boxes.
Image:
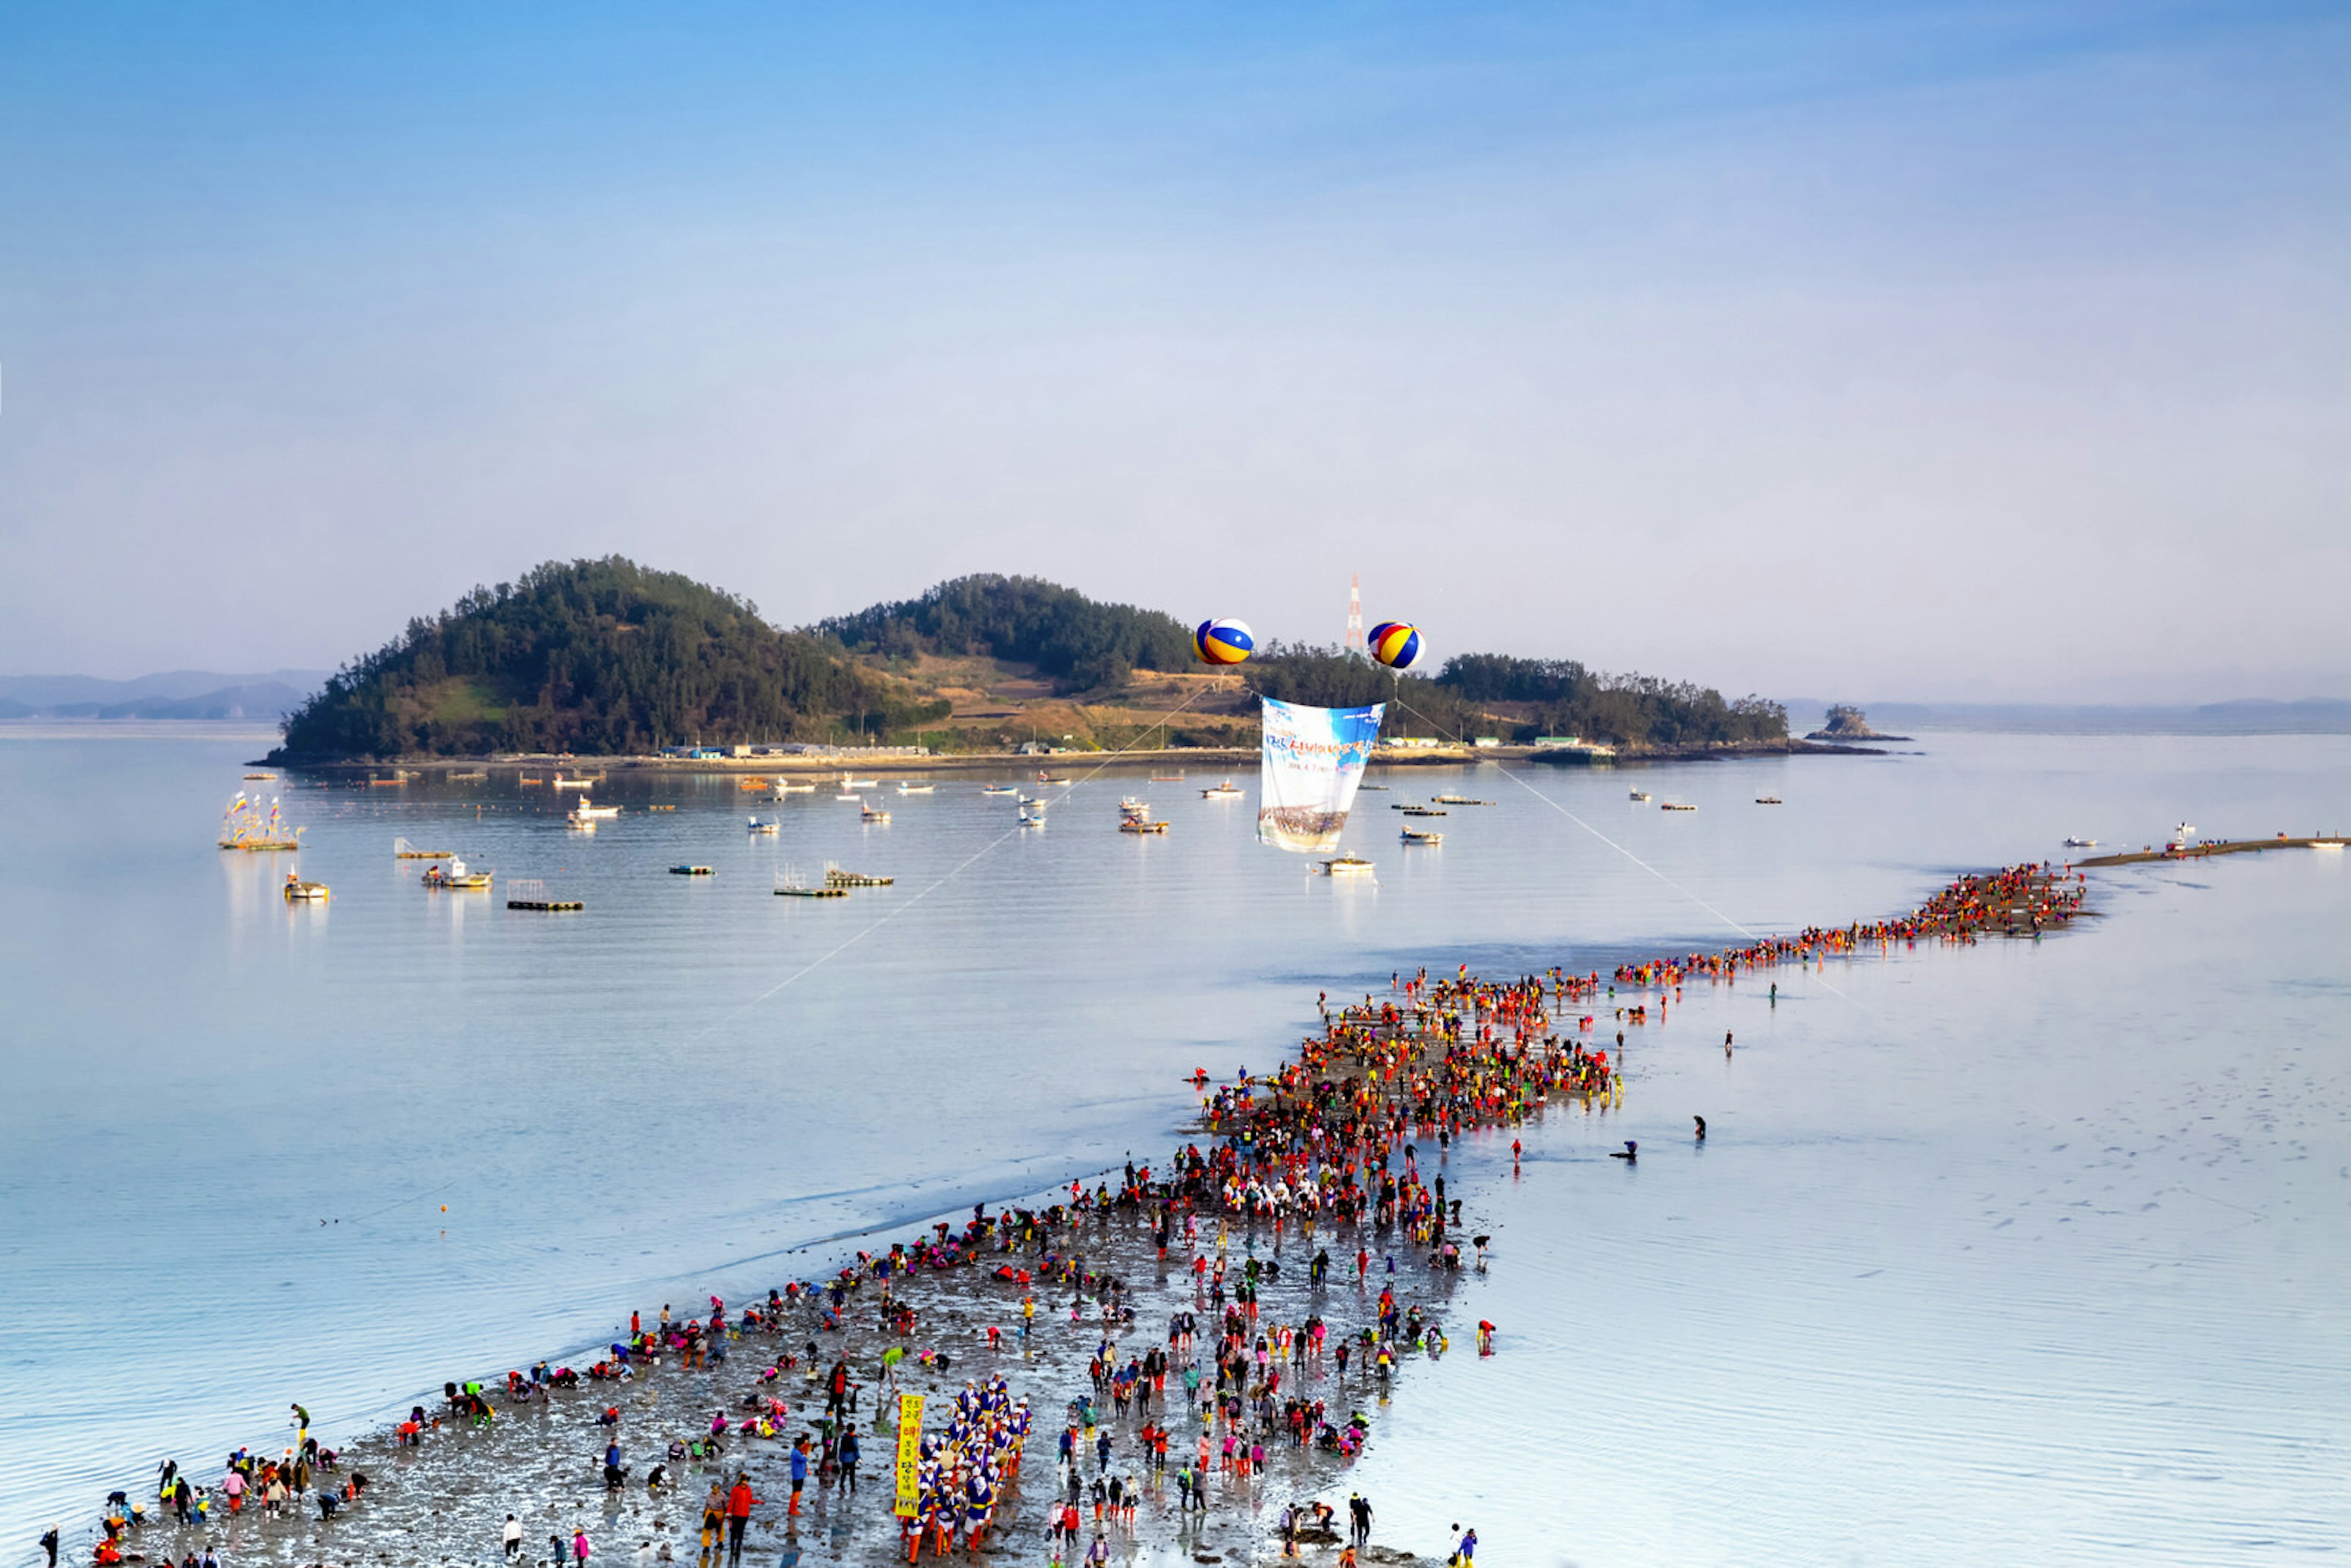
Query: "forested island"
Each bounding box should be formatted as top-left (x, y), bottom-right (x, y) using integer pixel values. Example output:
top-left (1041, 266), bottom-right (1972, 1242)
top-left (272, 560), bottom-right (1793, 761)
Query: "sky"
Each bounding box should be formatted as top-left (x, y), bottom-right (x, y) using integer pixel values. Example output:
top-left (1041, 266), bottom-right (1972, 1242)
top-left (1, 2), bottom-right (2345, 703)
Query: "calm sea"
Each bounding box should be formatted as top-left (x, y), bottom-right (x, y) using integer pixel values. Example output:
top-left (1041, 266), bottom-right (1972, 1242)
top-left (2, 726), bottom-right (2344, 1564)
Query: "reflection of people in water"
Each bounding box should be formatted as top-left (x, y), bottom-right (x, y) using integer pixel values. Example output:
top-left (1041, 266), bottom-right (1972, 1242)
top-left (1693, 1116), bottom-right (1706, 1141)
top-left (1608, 1141), bottom-right (1637, 1162)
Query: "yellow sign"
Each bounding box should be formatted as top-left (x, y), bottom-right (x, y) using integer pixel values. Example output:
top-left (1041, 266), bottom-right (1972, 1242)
top-left (893, 1393), bottom-right (925, 1518)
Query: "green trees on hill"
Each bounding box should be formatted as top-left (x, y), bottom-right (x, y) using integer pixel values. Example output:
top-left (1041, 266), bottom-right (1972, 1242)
top-left (819, 574), bottom-right (1195, 692)
top-left (272, 558), bottom-right (945, 760)
top-left (1433, 653), bottom-right (1786, 744)
top-left (1240, 645), bottom-right (1787, 745)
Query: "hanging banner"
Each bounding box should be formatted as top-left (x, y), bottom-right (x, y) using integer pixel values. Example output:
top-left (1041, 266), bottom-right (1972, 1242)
top-left (894, 1392), bottom-right (925, 1518)
top-left (1258, 698), bottom-right (1385, 852)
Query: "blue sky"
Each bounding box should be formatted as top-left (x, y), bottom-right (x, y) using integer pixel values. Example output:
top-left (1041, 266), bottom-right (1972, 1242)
top-left (2, 2), bottom-right (2345, 699)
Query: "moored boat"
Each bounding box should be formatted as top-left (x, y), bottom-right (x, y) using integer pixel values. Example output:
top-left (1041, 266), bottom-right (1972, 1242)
top-left (422, 855), bottom-right (492, 890)
top-left (1318, 856), bottom-right (1376, 877)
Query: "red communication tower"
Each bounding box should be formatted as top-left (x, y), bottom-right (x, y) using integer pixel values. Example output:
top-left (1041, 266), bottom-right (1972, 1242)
top-left (1344, 573), bottom-right (1365, 653)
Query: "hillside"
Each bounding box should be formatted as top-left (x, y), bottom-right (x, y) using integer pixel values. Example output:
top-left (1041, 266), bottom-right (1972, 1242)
top-left (817, 574), bottom-right (1195, 692)
top-left (271, 558), bottom-right (945, 761)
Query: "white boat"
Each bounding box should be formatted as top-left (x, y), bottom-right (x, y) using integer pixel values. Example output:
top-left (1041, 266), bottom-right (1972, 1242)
top-left (834, 789), bottom-right (864, 801)
top-left (568, 798), bottom-right (620, 826)
top-left (896, 781), bottom-right (934, 795)
top-left (282, 871), bottom-right (329, 901)
top-left (1629, 790), bottom-right (1651, 802)
top-left (748, 816), bottom-right (779, 835)
top-left (2315, 841), bottom-right (2345, 852)
top-left (861, 802), bottom-right (892, 823)
top-left (1318, 856), bottom-right (1376, 877)
top-left (773, 779), bottom-right (816, 795)
top-left (839, 773), bottom-right (879, 789)
top-left (422, 855), bottom-right (493, 891)
top-left (553, 773), bottom-right (601, 791)
top-left (981, 784), bottom-right (1018, 797)
top-left (1018, 793), bottom-right (1046, 807)
top-left (1018, 809), bottom-right (1047, 828)
top-left (1201, 781), bottom-right (1245, 799)
top-left (1400, 828), bottom-right (1442, 845)
top-left (2063, 836), bottom-right (2098, 848)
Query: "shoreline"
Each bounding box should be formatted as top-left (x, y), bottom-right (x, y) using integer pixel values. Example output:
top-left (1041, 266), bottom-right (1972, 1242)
top-left (256, 738), bottom-right (1883, 776)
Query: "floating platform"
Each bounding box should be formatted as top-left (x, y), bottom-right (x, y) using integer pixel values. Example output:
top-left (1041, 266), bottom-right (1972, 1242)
top-left (507, 898), bottom-right (584, 911)
top-left (1431, 795), bottom-right (1492, 806)
top-left (824, 869), bottom-right (894, 887)
top-left (220, 839), bottom-right (302, 852)
top-left (776, 885), bottom-right (849, 898)
top-left (394, 837), bottom-right (454, 859)
top-left (669, 865), bottom-right (714, 876)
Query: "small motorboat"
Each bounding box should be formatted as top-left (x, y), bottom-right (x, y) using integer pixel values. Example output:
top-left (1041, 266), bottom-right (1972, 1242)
top-left (1119, 818), bottom-right (1170, 834)
top-left (1629, 790), bottom-right (1651, 802)
top-left (1400, 828), bottom-right (1443, 845)
top-left (840, 773), bottom-right (879, 789)
top-left (1201, 781), bottom-right (1245, 799)
top-left (774, 779), bottom-right (816, 795)
top-left (282, 871), bottom-right (329, 902)
top-left (553, 773), bottom-right (601, 791)
top-left (1018, 809), bottom-right (1048, 829)
top-left (1037, 771), bottom-right (1073, 785)
top-left (1660, 802), bottom-right (1698, 812)
top-left (748, 816), bottom-right (779, 835)
top-left (1318, 857), bottom-right (1376, 877)
top-left (423, 855), bottom-right (492, 891)
top-left (2064, 836), bottom-right (2098, 848)
top-left (861, 802), bottom-right (892, 823)
top-left (896, 781), bottom-right (935, 795)
top-left (981, 784), bottom-right (1019, 797)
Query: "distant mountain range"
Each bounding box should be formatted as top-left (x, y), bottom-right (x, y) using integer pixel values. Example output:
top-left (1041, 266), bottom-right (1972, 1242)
top-left (0, 670), bottom-right (326, 721)
top-left (1791, 699), bottom-right (2351, 737)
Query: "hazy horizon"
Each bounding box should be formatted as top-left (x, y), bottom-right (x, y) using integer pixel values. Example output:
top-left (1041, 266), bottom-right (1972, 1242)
top-left (3, 4), bottom-right (2345, 703)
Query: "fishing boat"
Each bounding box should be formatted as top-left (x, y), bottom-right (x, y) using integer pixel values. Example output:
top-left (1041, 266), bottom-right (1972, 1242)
top-left (553, 773), bottom-right (601, 790)
top-left (519, 776), bottom-right (544, 786)
top-left (1660, 801), bottom-right (1698, 812)
top-left (2063, 836), bottom-right (2098, 848)
top-left (1037, 771), bottom-right (1073, 784)
top-left (1119, 796), bottom-right (1149, 816)
top-left (1120, 814), bottom-right (1170, 833)
top-left (1629, 790), bottom-right (1651, 802)
top-left (422, 855), bottom-right (493, 891)
top-left (1018, 793), bottom-right (1045, 806)
top-left (834, 788), bottom-right (863, 801)
top-left (748, 816), bottom-right (779, 835)
top-left (839, 773), bottom-right (879, 789)
top-left (282, 871), bottom-right (329, 901)
top-left (773, 779), bottom-right (816, 795)
top-left (218, 793), bottom-right (303, 851)
top-left (1018, 809), bottom-right (1048, 828)
top-left (568, 797), bottom-right (620, 825)
top-left (1201, 781), bottom-right (1245, 800)
top-left (738, 777), bottom-right (771, 792)
top-left (896, 781), bottom-right (935, 795)
top-left (861, 802), bottom-right (892, 823)
top-left (1318, 856), bottom-right (1376, 877)
top-left (1400, 828), bottom-right (1443, 845)
top-left (669, 864), bottom-right (714, 876)
top-left (243, 773), bottom-right (276, 781)
top-left (1755, 795), bottom-right (1783, 805)
top-left (980, 784), bottom-right (1019, 796)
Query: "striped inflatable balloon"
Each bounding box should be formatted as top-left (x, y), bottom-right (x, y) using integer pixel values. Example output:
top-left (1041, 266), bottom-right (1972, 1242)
top-left (1194, 618), bottom-right (1255, 666)
top-left (1368, 621), bottom-right (1423, 670)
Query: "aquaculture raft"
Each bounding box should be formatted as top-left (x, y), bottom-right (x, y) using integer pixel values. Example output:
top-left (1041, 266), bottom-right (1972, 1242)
top-left (776, 884), bottom-right (849, 898)
top-left (394, 836), bottom-right (454, 859)
top-left (823, 869), bottom-right (894, 887)
top-left (669, 865), bottom-right (714, 876)
top-left (505, 878), bottom-right (582, 912)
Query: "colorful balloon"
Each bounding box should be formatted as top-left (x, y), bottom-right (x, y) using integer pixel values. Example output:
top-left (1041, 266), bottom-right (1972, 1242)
top-left (1194, 618), bottom-right (1255, 666)
top-left (1368, 621), bottom-right (1423, 670)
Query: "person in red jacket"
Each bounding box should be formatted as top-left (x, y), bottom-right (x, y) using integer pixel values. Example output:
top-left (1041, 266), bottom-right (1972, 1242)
top-left (724, 1477), bottom-right (759, 1567)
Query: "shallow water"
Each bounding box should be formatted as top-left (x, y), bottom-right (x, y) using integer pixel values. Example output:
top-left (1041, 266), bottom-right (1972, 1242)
top-left (2, 727), bottom-right (2345, 1562)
